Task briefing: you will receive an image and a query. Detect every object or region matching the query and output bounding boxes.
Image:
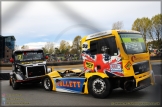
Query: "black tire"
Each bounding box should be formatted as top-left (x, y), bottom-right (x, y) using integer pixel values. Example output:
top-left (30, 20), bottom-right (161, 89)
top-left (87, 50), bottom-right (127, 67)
top-left (120, 83), bottom-right (124, 90)
top-left (43, 76), bottom-right (53, 91)
top-left (121, 81), bottom-right (136, 92)
top-left (11, 78), bottom-right (20, 90)
top-left (88, 76), bottom-right (111, 99)
top-left (9, 78), bottom-right (12, 86)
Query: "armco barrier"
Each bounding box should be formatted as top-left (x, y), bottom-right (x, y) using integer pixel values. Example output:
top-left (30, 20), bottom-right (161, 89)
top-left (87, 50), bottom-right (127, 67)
top-left (0, 73), bottom-right (10, 80)
top-left (47, 60), bottom-right (83, 66)
top-left (0, 56), bottom-right (161, 67)
top-left (150, 56), bottom-right (162, 60)
top-left (0, 60), bottom-right (83, 67)
top-left (0, 61), bottom-right (83, 80)
top-left (0, 57), bottom-right (161, 80)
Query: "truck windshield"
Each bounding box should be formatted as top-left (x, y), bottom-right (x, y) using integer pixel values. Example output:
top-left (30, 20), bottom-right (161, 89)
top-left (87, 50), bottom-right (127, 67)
top-left (119, 33), bottom-right (147, 54)
top-left (15, 51), bottom-right (44, 62)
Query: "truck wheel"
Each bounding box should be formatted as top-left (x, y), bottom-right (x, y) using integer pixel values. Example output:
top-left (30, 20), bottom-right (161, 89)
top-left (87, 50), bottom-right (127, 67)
top-left (43, 76), bottom-right (53, 91)
top-left (88, 77), bottom-right (111, 98)
top-left (9, 78), bottom-right (12, 86)
top-left (11, 78), bottom-right (19, 90)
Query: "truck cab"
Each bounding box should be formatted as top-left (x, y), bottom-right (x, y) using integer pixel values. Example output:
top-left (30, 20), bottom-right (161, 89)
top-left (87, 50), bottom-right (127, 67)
top-left (9, 49), bottom-right (51, 90)
top-left (81, 30), bottom-right (155, 93)
top-left (41, 30), bottom-right (155, 99)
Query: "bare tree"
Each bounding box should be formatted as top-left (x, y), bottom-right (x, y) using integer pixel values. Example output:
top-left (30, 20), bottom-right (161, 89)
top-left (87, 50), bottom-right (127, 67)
top-left (42, 42), bottom-right (55, 54)
top-left (151, 14), bottom-right (162, 42)
top-left (21, 45), bottom-right (29, 49)
top-left (112, 21), bottom-right (124, 30)
top-left (70, 35), bottom-right (82, 55)
top-left (14, 45), bottom-right (20, 50)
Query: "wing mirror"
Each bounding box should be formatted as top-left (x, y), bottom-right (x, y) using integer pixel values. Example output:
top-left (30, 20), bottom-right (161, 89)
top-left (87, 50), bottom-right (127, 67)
top-left (47, 68), bottom-right (52, 73)
top-left (45, 56), bottom-right (48, 59)
top-left (9, 58), bottom-right (14, 63)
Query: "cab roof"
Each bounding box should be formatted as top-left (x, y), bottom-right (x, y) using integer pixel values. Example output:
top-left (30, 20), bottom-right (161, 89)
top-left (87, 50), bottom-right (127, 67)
top-left (85, 30), bottom-right (140, 40)
top-left (13, 49), bottom-right (43, 53)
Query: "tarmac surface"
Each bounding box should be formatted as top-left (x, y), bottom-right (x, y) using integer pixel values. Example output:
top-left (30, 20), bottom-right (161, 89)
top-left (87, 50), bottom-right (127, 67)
top-left (0, 62), bottom-right (161, 106)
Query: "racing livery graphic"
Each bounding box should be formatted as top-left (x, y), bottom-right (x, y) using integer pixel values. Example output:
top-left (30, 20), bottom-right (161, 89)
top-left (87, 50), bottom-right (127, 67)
top-left (81, 44), bottom-right (123, 77)
top-left (41, 30), bottom-right (155, 99)
top-left (53, 78), bottom-right (85, 93)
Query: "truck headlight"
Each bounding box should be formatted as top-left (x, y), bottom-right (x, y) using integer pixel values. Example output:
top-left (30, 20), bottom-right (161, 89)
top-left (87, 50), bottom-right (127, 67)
top-left (10, 72), bottom-right (13, 76)
top-left (47, 68), bottom-right (52, 73)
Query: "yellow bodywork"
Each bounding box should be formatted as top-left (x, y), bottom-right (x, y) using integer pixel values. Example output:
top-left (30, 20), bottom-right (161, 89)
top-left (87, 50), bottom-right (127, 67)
top-left (44, 30), bottom-right (155, 95)
top-left (83, 72), bottom-right (109, 94)
top-left (45, 68), bottom-right (111, 94)
top-left (81, 30), bottom-right (155, 88)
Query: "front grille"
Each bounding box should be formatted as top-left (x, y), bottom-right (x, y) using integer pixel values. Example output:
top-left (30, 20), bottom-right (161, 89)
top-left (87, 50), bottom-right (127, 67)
top-left (133, 61), bottom-right (150, 75)
top-left (20, 66), bottom-right (26, 75)
top-left (27, 66), bottom-right (45, 77)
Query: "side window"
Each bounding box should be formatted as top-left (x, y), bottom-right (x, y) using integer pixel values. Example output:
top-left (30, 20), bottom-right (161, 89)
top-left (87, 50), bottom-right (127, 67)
top-left (104, 37), bottom-right (118, 56)
top-left (90, 40), bottom-right (98, 55)
top-left (90, 36), bottom-right (118, 56)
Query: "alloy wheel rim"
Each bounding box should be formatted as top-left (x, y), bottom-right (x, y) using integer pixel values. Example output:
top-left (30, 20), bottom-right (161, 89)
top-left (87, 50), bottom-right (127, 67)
top-left (44, 78), bottom-right (50, 89)
top-left (92, 78), bottom-right (106, 94)
top-left (12, 78), bottom-right (15, 87)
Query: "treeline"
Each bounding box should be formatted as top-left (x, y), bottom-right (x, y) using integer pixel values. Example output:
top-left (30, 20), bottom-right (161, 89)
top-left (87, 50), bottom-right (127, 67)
top-left (42, 36), bottom-right (81, 56)
top-left (18, 13), bottom-right (161, 55)
top-left (132, 14), bottom-right (162, 49)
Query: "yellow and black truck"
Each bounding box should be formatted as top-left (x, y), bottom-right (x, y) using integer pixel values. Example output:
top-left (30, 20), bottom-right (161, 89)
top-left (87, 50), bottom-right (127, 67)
top-left (81, 30), bottom-right (155, 97)
top-left (42, 30), bottom-right (155, 99)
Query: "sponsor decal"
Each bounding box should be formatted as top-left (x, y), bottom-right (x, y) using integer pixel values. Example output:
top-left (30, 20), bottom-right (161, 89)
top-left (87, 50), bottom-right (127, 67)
top-left (86, 31), bottom-right (111, 40)
top-left (85, 61), bottom-right (94, 69)
top-left (131, 56), bottom-right (149, 62)
top-left (56, 81), bottom-right (81, 88)
top-left (139, 65), bottom-right (147, 71)
top-left (17, 54), bottom-right (22, 60)
top-left (82, 50), bottom-right (124, 76)
top-left (21, 61), bottom-right (43, 64)
top-left (110, 64), bottom-right (121, 72)
top-left (54, 78), bottom-right (85, 93)
top-left (131, 38), bottom-right (139, 42)
top-left (131, 56), bottom-right (136, 62)
top-left (124, 61), bottom-right (132, 70)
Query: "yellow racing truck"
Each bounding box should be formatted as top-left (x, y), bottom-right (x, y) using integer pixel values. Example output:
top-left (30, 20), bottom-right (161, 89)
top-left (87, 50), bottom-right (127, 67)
top-left (81, 30), bottom-right (155, 97)
top-left (42, 30), bottom-right (155, 99)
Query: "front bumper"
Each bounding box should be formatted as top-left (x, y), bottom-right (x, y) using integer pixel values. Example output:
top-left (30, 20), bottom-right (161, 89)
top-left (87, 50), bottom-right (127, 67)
top-left (134, 70), bottom-right (155, 87)
top-left (132, 84), bottom-right (151, 92)
top-left (15, 76), bottom-right (44, 83)
top-left (130, 70), bottom-right (155, 92)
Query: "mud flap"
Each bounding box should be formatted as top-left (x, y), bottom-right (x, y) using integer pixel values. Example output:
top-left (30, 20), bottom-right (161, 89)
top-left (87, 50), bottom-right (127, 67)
top-left (150, 70), bottom-right (156, 85)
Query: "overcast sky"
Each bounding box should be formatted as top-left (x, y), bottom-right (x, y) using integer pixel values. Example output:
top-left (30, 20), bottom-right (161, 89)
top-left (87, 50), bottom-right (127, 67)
top-left (1, 1), bottom-right (161, 49)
